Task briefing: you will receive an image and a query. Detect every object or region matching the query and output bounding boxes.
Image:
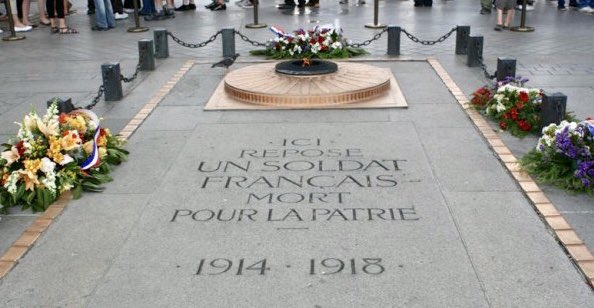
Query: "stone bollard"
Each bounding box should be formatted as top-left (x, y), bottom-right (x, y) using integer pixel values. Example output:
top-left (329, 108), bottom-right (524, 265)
top-left (455, 25), bottom-right (470, 55)
top-left (101, 63), bottom-right (123, 101)
top-left (138, 39), bottom-right (155, 71)
top-left (47, 97), bottom-right (75, 113)
top-left (540, 93), bottom-right (567, 132)
top-left (466, 36), bottom-right (483, 67)
top-left (387, 26), bottom-right (401, 56)
top-left (496, 57), bottom-right (516, 82)
top-left (222, 28), bottom-right (236, 58)
top-left (154, 28), bottom-right (169, 59)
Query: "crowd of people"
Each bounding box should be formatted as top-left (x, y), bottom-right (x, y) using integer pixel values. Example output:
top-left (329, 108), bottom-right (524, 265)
top-left (1, 0), bottom-right (594, 35)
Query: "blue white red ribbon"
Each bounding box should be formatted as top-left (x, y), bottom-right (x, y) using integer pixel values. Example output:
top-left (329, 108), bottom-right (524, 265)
top-left (70, 109), bottom-right (102, 170)
top-left (270, 26), bottom-right (285, 37)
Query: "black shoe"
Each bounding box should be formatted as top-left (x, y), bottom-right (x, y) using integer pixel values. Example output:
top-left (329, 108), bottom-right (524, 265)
top-left (212, 3), bottom-right (226, 10)
top-left (164, 7), bottom-right (176, 16)
top-left (188, 3), bottom-right (196, 9)
top-left (205, 2), bottom-right (216, 8)
top-left (480, 8), bottom-right (491, 14)
top-left (277, 3), bottom-right (295, 9)
top-left (175, 4), bottom-right (189, 11)
top-left (144, 11), bottom-right (165, 21)
top-left (87, 9), bottom-right (95, 15)
top-left (91, 25), bottom-right (109, 31)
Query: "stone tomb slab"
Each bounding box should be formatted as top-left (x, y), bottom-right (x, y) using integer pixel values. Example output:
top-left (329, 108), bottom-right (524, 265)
top-left (86, 122), bottom-right (487, 307)
top-left (204, 62), bottom-right (408, 110)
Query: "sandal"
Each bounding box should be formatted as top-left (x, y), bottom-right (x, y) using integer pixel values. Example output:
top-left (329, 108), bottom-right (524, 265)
top-left (59, 27), bottom-right (78, 34)
top-left (51, 26), bottom-right (59, 33)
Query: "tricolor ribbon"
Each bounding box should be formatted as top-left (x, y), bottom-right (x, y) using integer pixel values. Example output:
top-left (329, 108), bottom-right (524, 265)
top-left (270, 26), bottom-right (285, 37)
top-left (69, 109), bottom-right (102, 170)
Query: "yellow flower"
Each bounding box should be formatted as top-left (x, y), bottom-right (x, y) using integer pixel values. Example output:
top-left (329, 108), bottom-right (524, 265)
top-left (23, 159), bottom-right (42, 174)
top-left (99, 147), bottom-right (107, 159)
top-left (83, 141), bottom-right (94, 155)
top-left (66, 115), bottom-right (87, 133)
top-left (47, 137), bottom-right (64, 164)
top-left (36, 118), bottom-right (59, 137)
top-left (61, 131), bottom-right (82, 151)
top-left (20, 170), bottom-right (39, 191)
top-left (97, 135), bottom-right (107, 147)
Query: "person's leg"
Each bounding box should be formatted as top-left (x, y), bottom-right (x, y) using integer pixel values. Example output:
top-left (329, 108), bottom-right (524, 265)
top-left (38, 0), bottom-right (51, 23)
top-left (504, 8), bottom-right (514, 26)
top-left (104, 0), bottom-right (116, 27)
top-left (94, 0), bottom-right (108, 28)
top-left (111, 0), bottom-right (123, 13)
top-left (21, 0), bottom-right (31, 25)
top-left (494, 8), bottom-right (503, 30)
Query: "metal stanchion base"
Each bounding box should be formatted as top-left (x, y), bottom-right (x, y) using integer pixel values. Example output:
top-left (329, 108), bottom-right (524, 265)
top-left (510, 26), bottom-right (534, 32)
top-left (3, 35), bottom-right (26, 41)
top-left (127, 27), bottom-right (149, 33)
top-left (246, 23), bottom-right (267, 29)
top-left (364, 23), bottom-right (387, 29)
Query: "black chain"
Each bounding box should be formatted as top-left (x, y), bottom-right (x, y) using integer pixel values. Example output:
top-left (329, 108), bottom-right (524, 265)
top-left (83, 85), bottom-right (105, 110)
top-left (401, 27), bottom-right (457, 46)
top-left (234, 30), bottom-right (268, 47)
top-left (478, 56), bottom-right (497, 80)
top-left (167, 30), bottom-right (222, 48)
top-left (121, 52), bottom-right (143, 83)
top-left (347, 28), bottom-right (388, 48)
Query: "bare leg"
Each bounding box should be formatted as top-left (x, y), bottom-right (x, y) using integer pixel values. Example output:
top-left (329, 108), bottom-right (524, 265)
top-left (38, 0), bottom-right (50, 24)
top-left (497, 8), bottom-right (503, 25)
top-left (22, 0), bottom-right (31, 25)
top-left (504, 9), bottom-right (514, 27)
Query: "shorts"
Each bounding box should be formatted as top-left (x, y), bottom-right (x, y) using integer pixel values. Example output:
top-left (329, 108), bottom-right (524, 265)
top-left (496, 0), bottom-right (515, 10)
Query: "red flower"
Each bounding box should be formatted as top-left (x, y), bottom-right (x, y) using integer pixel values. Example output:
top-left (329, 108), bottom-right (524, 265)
top-left (15, 140), bottom-right (26, 156)
top-left (59, 113), bottom-right (68, 124)
top-left (99, 128), bottom-right (107, 137)
top-left (518, 120), bottom-right (532, 131)
top-left (518, 91), bottom-right (529, 103)
top-left (499, 121), bottom-right (508, 130)
top-left (516, 101), bottom-right (524, 110)
top-left (510, 108), bottom-right (518, 120)
top-left (503, 112), bottom-right (511, 119)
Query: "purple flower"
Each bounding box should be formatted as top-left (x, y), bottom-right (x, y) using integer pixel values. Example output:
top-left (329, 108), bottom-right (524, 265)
top-left (575, 160), bottom-right (594, 187)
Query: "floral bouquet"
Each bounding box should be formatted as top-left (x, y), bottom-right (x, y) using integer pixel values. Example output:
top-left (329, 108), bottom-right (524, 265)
top-left (521, 119), bottom-right (594, 193)
top-left (250, 25), bottom-right (367, 59)
top-left (471, 76), bottom-right (543, 137)
top-left (0, 102), bottom-right (128, 212)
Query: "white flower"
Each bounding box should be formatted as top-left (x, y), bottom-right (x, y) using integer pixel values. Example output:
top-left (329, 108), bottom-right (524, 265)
top-left (40, 171), bottom-right (57, 197)
top-left (4, 171), bottom-right (20, 195)
top-left (40, 157), bottom-right (56, 174)
top-left (495, 102), bottom-right (506, 113)
top-left (23, 114), bottom-right (38, 131)
top-left (59, 154), bottom-right (74, 166)
top-left (36, 118), bottom-right (60, 137)
top-left (1, 147), bottom-right (20, 166)
top-left (331, 41), bottom-right (342, 49)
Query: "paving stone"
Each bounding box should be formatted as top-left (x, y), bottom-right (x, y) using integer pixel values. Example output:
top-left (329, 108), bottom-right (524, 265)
top-left (0, 216), bottom-right (37, 258)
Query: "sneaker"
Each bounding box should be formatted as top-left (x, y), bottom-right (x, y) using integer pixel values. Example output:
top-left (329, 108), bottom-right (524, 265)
top-left (144, 11), bottom-right (165, 21)
top-left (240, 1), bottom-right (254, 8)
top-left (114, 12), bottom-right (129, 19)
top-left (578, 6), bottom-right (594, 12)
top-left (123, 8), bottom-right (135, 13)
top-left (15, 25), bottom-right (33, 32)
top-left (212, 3), bottom-right (226, 10)
top-left (188, 3), bottom-right (196, 9)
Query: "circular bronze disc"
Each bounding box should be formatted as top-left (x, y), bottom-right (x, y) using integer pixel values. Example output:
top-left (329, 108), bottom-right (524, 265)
top-left (224, 62), bottom-right (391, 107)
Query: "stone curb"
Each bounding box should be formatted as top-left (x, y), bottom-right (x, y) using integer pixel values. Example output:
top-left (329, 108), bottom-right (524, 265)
top-left (0, 60), bottom-right (196, 280)
top-left (427, 57), bottom-right (594, 289)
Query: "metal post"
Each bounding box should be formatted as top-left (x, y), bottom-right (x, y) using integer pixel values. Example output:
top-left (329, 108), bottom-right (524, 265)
top-left (540, 93), bottom-right (567, 132)
top-left (47, 97), bottom-right (75, 114)
top-left (2, 0), bottom-right (26, 41)
top-left (387, 26), bottom-right (400, 56)
top-left (455, 25), bottom-right (470, 55)
top-left (510, 0), bottom-right (534, 32)
top-left (154, 28), bottom-right (169, 59)
top-left (127, 0), bottom-right (149, 33)
top-left (222, 28), bottom-right (236, 58)
top-left (101, 63), bottom-right (123, 101)
top-left (496, 57), bottom-right (516, 81)
top-left (138, 39), bottom-right (155, 71)
top-left (246, 0), bottom-right (266, 28)
top-left (364, 0), bottom-right (386, 29)
top-left (466, 36), bottom-right (483, 67)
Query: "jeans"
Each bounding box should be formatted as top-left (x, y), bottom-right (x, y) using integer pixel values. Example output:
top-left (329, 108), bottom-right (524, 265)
top-left (559, 0), bottom-right (578, 7)
top-left (140, 0), bottom-right (155, 14)
top-left (580, 0), bottom-right (594, 7)
top-left (94, 0), bottom-right (116, 28)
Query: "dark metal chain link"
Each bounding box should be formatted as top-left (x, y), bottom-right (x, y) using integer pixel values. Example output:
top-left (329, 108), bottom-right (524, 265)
top-left (401, 27), bottom-right (457, 46)
top-left (83, 85), bottom-right (105, 110)
top-left (478, 56), bottom-right (497, 80)
top-left (234, 30), bottom-right (268, 47)
top-left (347, 28), bottom-right (388, 48)
top-left (121, 52), bottom-right (143, 83)
top-left (167, 30), bottom-right (222, 48)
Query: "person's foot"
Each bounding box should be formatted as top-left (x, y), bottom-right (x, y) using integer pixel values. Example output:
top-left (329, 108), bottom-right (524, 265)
top-left (188, 3), bottom-right (197, 9)
top-left (205, 2), bottom-right (217, 8)
top-left (123, 8), bottom-right (135, 13)
top-left (14, 25), bottom-right (33, 32)
top-left (87, 9), bottom-right (95, 15)
top-left (578, 6), bottom-right (594, 13)
top-left (144, 11), bottom-right (166, 21)
top-left (480, 8), bottom-right (491, 14)
top-left (91, 25), bottom-right (109, 31)
top-left (114, 12), bottom-right (129, 19)
top-left (277, 3), bottom-right (295, 9)
top-left (139, 10), bottom-right (153, 16)
top-left (558, 6), bottom-right (567, 10)
top-left (0, 29), bottom-right (3, 34)
top-left (494, 24), bottom-right (502, 31)
top-left (212, 3), bottom-right (226, 10)
top-left (175, 4), bottom-right (190, 11)
top-left (339, 0), bottom-right (348, 3)
top-left (59, 27), bottom-right (78, 34)
top-left (356, 0), bottom-right (365, 4)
